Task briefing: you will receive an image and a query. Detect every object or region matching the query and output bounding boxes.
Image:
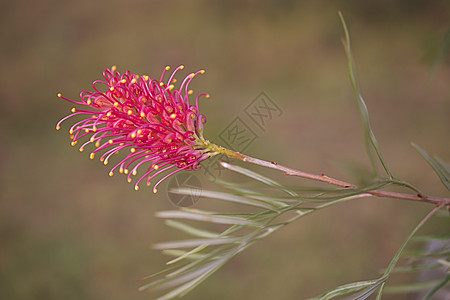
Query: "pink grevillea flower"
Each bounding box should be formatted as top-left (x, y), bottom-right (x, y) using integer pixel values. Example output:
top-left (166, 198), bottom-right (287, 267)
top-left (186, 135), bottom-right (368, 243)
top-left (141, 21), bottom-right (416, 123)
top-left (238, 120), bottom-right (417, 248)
top-left (57, 65), bottom-right (217, 192)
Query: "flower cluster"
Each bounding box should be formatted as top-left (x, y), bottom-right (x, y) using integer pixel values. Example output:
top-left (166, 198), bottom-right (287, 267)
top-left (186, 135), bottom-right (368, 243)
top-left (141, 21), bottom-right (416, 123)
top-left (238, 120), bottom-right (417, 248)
top-left (57, 66), bottom-right (215, 192)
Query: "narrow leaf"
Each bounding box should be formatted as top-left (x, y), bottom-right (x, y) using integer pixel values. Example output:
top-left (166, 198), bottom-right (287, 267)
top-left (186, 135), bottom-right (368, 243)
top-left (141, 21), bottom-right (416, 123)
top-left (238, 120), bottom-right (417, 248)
top-left (220, 161), bottom-right (298, 196)
top-left (375, 205), bottom-right (442, 298)
top-left (165, 220), bottom-right (222, 239)
top-left (384, 278), bottom-right (446, 294)
top-left (156, 209), bottom-right (261, 226)
top-left (162, 249), bottom-right (206, 261)
top-left (170, 187), bottom-right (277, 210)
top-left (423, 274), bottom-right (450, 300)
top-left (307, 278), bottom-right (382, 300)
top-left (338, 11), bottom-right (391, 178)
top-left (412, 143), bottom-right (450, 191)
top-left (153, 237), bottom-right (241, 250)
top-left (155, 250), bottom-right (236, 300)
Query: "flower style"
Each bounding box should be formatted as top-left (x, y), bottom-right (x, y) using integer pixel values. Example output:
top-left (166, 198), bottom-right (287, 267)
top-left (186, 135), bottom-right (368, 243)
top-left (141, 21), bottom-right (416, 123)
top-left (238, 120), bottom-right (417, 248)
top-left (57, 65), bottom-right (219, 192)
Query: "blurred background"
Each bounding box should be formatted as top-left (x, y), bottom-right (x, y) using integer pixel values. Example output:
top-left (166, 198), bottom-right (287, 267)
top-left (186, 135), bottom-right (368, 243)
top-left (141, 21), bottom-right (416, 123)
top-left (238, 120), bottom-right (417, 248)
top-left (1, 1), bottom-right (449, 299)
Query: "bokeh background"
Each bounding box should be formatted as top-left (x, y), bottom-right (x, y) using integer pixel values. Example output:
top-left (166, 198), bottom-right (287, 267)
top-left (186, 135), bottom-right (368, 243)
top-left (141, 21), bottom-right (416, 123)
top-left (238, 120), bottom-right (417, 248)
top-left (1, 1), bottom-right (449, 299)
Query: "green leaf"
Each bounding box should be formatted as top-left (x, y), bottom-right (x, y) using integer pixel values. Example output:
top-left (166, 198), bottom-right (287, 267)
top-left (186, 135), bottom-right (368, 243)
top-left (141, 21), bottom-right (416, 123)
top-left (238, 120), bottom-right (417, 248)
top-left (390, 263), bottom-right (442, 273)
top-left (338, 11), bottom-right (392, 179)
top-left (423, 274), bottom-right (450, 300)
top-left (153, 237), bottom-right (241, 250)
top-left (165, 220), bottom-right (222, 239)
top-left (220, 161), bottom-right (298, 196)
top-left (375, 205), bottom-right (442, 298)
top-left (307, 278), bottom-right (383, 300)
top-left (155, 249), bottom-right (238, 300)
top-left (162, 249), bottom-right (207, 261)
top-left (412, 143), bottom-right (450, 191)
top-left (170, 187), bottom-right (279, 210)
top-left (156, 209), bottom-right (262, 226)
top-left (384, 278), bottom-right (447, 294)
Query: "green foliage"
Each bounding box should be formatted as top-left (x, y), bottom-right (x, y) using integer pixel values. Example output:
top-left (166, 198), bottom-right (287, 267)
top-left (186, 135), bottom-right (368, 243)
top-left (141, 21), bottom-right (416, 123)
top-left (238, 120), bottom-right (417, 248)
top-left (141, 13), bottom-right (450, 300)
top-left (412, 143), bottom-right (450, 191)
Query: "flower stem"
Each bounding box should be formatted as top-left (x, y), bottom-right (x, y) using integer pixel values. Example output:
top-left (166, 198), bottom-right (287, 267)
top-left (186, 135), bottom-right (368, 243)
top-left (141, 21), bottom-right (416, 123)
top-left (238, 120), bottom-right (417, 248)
top-left (214, 145), bottom-right (450, 207)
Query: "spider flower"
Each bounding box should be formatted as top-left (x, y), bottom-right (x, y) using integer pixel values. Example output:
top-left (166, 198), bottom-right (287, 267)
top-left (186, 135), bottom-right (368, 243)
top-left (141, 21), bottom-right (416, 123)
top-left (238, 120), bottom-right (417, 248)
top-left (57, 66), bottom-right (215, 192)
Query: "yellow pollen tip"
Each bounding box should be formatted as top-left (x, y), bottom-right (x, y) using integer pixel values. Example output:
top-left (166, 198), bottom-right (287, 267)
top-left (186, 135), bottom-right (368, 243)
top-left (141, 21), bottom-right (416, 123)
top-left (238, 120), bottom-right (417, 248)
top-left (112, 65), bottom-right (117, 72)
top-left (206, 94), bottom-right (210, 99)
top-left (170, 113), bottom-right (177, 119)
top-left (93, 126), bottom-right (97, 132)
top-left (188, 90), bottom-right (193, 95)
top-left (106, 112), bottom-right (112, 117)
top-left (153, 165), bottom-right (159, 170)
top-left (131, 132), bottom-right (136, 138)
top-left (132, 170), bottom-right (137, 176)
top-left (137, 129), bottom-right (142, 134)
top-left (153, 188), bottom-right (158, 193)
top-left (90, 136), bottom-right (95, 142)
top-left (95, 141), bottom-right (100, 148)
top-left (71, 141), bottom-right (77, 146)
top-left (87, 99), bottom-right (92, 105)
top-left (165, 66), bottom-right (170, 71)
top-left (104, 160), bottom-right (109, 165)
top-left (140, 112), bottom-right (145, 118)
top-left (56, 125), bottom-right (60, 130)
top-left (200, 70), bottom-right (205, 74)
top-left (127, 110), bottom-right (133, 115)
top-left (168, 85), bottom-right (174, 91)
top-left (179, 65), bottom-right (184, 70)
top-left (171, 79), bottom-right (177, 83)
top-left (143, 75), bottom-right (149, 81)
top-left (109, 139), bottom-right (113, 144)
top-left (127, 178), bottom-right (132, 183)
top-left (124, 169), bottom-right (129, 174)
top-left (109, 87), bottom-right (115, 91)
top-left (71, 108), bottom-right (76, 113)
top-left (100, 157), bottom-right (104, 162)
top-left (57, 93), bottom-right (62, 98)
top-left (113, 102), bottom-right (119, 107)
top-left (90, 153), bottom-right (95, 159)
top-left (135, 186), bottom-right (139, 191)
top-left (131, 78), bottom-right (137, 84)
top-left (79, 147), bottom-right (84, 152)
top-left (109, 171), bottom-right (114, 177)
top-left (130, 148), bottom-right (136, 153)
top-left (159, 82), bottom-right (164, 87)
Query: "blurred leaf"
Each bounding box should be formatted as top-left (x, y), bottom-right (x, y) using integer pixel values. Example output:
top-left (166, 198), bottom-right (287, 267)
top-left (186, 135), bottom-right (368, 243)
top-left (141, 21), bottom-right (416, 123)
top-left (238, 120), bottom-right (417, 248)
top-left (412, 143), bottom-right (450, 191)
top-left (165, 220), bottom-right (222, 239)
top-left (170, 187), bottom-right (280, 210)
top-left (427, 27), bottom-right (450, 87)
top-left (384, 278), bottom-right (447, 294)
top-left (375, 206), bottom-right (442, 298)
top-left (156, 209), bottom-right (262, 226)
top-left (153, 237), bottom-right (242, 250)
top-left (306, 278), bottom-right (384, 300)
top-left (390, 263), bottom-right (442, 273)
top-left (220, 161), bottom-right (298, 196)
top-left (162, 250), bottom-right (206, 261)
top-left (338, 11), bottom-right (392, 179)
top-left (423, 274), bottom-right (450, 300)
top-left (155, 251), bottom-right (237, 300)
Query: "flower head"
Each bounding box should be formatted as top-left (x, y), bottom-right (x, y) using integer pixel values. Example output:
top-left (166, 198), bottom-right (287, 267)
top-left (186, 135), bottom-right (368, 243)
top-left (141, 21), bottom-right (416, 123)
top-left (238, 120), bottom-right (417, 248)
top-left (57, 66), bottom-right (214, 192)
